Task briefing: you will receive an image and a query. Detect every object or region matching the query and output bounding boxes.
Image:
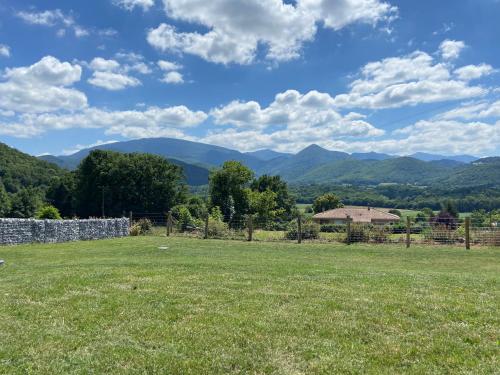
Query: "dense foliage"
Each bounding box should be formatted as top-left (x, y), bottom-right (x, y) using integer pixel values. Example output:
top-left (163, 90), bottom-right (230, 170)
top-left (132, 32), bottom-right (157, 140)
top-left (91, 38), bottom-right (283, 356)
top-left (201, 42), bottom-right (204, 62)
top-left (291, 183), bottom-right (500, 212)
top-left (312, 193), bottom-right (343, 213)
top-left (75, 150), bottom-right (187, 218)
top-left (209, 162), bottom-right (296, 226)
top-left (0, 142), bottom-right (65, 194)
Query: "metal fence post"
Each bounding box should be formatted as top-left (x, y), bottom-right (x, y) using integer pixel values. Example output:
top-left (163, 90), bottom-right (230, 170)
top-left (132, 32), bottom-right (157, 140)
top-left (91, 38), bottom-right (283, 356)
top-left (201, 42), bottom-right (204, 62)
top-left (346, 215), bottom-right (351, 245)
top-left (248, 215), bottom-right (253, 242)
top-left (129, 211), bottom-right (133, 227)
top-left (465, 217), bottom-right (471, 250)
top-left (406, 216), bottom-right (411, 249)
top-left (166, 211), bottom-right (172, 237)
top-left (297, 215), bottom-right (302, 244)
top-left (204, 214), bottom-right (209, 239)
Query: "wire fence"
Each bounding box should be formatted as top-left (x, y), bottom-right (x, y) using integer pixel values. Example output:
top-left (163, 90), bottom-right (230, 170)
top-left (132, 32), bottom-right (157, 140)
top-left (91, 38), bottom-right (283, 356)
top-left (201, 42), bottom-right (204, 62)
top-left (130, 212), bottom-right (500, 248)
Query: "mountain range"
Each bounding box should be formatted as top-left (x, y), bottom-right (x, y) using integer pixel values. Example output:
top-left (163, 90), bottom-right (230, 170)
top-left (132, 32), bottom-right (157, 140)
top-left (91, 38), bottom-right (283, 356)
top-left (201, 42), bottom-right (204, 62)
top-left (35, 137), bottom-right (499, 188)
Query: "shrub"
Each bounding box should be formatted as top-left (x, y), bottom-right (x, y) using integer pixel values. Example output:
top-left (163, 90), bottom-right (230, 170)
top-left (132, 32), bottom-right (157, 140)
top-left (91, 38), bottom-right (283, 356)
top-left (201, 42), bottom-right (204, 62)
top-left (388, 209), bottom-right (402, 217)
top-left (370, 226), bottom-right (390, 243)
top-left (345, 224), bottom-right (370, 243)
top-left (423, 225), bottom-right (459, 244)
top-left (176, 206), bottom-right (194, 232)
top-left (285, 220), bottom-right (320, 240)
top-left (206, 217), bottom-right (229, 238)
top-left (36, 205), bottom-right (62, 220)
top-left (130, 218), bottom-right (152, 236)
top-left (320, 224), bottom-right (345, 233)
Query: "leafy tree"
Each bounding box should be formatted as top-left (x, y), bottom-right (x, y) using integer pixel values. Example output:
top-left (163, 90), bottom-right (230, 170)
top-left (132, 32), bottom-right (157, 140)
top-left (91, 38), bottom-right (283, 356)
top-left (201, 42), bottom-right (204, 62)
top-left (313, 193), bottom-right (342, 213)
top-left (174, 205), bottom-right (194, 232)
top-left (46, 173), bottom-right (76, 218)
top-left (209, 161), bottom-right (253, 223)
top-left (36, 205), bottom-right (62, 220)
top-left (248, 189), bottom-right (279, 224)
top-left (440, 200), bottom-right (459, 219)
top-left (0, 182), bottom-right (11, 217)
top-left (9, 188), bottom-right (43, 218)
top-left (250, 175), bottom-right (295, 220)
top-left (75, 150), bottom-right (187, 218)
top-left (186, 196), bottom-right (207, 219)
top-left (470, 210), bottom-right (487, 226)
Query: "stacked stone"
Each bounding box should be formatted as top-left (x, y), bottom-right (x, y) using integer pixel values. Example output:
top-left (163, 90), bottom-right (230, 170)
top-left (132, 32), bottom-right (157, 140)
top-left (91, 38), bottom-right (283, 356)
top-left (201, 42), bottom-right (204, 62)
top-left (0, 218), bottom-right (129, 246)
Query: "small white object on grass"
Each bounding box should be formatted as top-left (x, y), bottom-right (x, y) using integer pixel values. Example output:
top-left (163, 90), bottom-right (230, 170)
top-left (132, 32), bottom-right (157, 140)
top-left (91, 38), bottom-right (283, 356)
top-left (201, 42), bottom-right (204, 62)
top-left (0, 260), bottom-right (4, 266)
top-left (158, 246), bottom-right (169, 250)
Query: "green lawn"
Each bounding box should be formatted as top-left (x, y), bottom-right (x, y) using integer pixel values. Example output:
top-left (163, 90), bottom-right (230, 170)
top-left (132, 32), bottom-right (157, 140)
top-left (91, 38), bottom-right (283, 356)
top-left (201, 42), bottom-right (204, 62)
top-left (0, 237), bottom-right (498, 374)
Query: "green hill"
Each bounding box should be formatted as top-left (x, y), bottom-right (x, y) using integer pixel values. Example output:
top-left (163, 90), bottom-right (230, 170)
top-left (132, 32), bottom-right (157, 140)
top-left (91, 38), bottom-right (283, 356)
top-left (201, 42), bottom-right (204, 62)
top-left (295, 157), bottom-right (460, 185)
top-left (0, 143), bottom-right (66, 193)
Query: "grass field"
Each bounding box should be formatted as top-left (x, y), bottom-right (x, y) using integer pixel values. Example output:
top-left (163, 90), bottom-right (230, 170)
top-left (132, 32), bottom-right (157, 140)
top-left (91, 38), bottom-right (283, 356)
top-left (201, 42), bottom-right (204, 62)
top-left (0, 237), bottom-right (498, 374)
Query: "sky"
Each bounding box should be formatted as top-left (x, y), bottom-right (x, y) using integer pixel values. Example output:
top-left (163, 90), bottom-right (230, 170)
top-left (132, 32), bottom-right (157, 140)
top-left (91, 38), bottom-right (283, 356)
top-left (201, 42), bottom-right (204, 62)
top-left (0, 0), bottom-right (499, 157)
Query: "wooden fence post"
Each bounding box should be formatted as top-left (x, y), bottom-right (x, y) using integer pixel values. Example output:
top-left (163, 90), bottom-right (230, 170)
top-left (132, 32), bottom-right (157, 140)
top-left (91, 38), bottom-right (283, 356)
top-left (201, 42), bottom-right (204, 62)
top-left (465, 217), bottom-right (471, 250)
top-left (166, 211), bottom-right (172, 237)
top-left (204, 214), bottom-right (209, 239)
top-left (129, 211), bottom-right (133, 227)
top-left (297, 215), bottom-right (302, 244)
top-left (346, 215), bottom-right (351, 245)
top-left (406, 216), bottom-right (411, 249)
top-left (247, 215), bottom-right (253, 242)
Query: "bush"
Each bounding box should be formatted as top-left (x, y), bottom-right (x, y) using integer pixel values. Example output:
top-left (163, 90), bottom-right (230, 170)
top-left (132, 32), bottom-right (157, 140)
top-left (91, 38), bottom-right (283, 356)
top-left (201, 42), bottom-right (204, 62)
top-left (370, 226), bottom-right (390, 243)
top-left (320, 224), bottom-right (345, 233)
top-left (422, 225), bottom-right (460, 244)
top-left (345, 224), bottom-right (370, 243)
top-left (285, 220), bottom-right (320, 240)
top-left (130, 218), bottom-right (152, 236)
top-left (388, 209), bottom-right (402, 217)
top-left (206, 217), bottom-right (229, 238)
top-left (36, 205), bottom-right (62, 220)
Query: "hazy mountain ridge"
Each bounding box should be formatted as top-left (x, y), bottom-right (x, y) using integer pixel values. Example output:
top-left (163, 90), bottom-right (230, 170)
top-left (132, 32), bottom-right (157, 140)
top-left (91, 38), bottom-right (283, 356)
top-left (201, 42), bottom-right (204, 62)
top-left (35, 137), bottom-right (497, 187)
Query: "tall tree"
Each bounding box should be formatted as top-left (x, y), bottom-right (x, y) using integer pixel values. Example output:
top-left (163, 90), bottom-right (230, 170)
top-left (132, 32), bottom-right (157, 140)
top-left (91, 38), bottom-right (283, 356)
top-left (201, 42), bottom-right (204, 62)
top-left (46, 173), bottom-right (76, 218)
top-left (209, 161), bottom-right (253, 223)
top-left (0, 181), bottom-right (11, 217)
top-left (9, 188), bottom-right (43, 218)
top-left (250, 175), bottom-right (295, 220)
top-left (75, 150), bottom-right (187, 218)
top-left (313, 193), bottom-right (342, 213)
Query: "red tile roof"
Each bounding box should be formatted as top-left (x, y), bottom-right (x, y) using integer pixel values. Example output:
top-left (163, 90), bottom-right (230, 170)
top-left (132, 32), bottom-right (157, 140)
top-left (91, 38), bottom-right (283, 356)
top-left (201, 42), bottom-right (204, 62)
top-left (312, 206), bottom-right (400, 223)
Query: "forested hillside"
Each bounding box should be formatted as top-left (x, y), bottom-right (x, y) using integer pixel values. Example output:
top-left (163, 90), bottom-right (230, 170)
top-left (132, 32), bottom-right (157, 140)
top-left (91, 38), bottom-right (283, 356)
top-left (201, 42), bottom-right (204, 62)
top-left (0, 143), bottom-right (66, 193)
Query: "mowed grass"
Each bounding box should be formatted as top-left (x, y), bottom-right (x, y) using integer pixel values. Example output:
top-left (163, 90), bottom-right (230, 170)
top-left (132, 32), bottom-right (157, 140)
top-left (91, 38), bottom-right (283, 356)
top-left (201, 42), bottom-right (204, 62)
top-left (0, 238), bottom-right (498, 374)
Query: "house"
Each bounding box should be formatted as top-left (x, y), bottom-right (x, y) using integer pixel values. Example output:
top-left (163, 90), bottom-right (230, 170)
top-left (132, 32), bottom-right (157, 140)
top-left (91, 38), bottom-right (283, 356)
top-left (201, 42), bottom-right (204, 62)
top-left (312, 206), bottom-right (400, 225)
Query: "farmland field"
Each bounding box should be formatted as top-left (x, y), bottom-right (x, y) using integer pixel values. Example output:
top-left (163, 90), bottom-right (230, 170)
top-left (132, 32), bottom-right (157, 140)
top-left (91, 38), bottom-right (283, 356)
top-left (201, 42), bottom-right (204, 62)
top-left (0, 237), bottom-right (498, 374)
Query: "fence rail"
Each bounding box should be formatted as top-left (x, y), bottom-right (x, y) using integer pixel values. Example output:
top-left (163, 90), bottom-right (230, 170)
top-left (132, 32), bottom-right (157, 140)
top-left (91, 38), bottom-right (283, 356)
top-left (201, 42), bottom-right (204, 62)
top-left (130, 212), bottom-right (500, 249)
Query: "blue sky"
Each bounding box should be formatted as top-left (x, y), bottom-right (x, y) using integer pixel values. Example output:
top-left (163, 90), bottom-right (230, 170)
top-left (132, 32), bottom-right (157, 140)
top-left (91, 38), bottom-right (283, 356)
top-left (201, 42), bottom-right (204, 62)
top-left (0, 0), bottom-right (499, 157)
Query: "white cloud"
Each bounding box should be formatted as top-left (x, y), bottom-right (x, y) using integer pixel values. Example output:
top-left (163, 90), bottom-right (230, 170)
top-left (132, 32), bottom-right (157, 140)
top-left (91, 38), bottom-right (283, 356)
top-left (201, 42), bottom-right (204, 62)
top-left (161, 71), bottom-right (184, 84)
top-left (62, 140), bottom-right (119, 155)
top-left (438, 100), bottom-right (500, 121)
top-left (204, 89), bottom-right (384, 151)
top-left (0, 44), bottom-right (11, 58)
top-left (73, 25), bottom-right (90, 38)
top-left (333, 49), bottom-right (487, 109)
top-left (0, 56), bottom-right (87, 113)
top-left (88, 71), bottom-right (142, 90)
top-left (125, 62), bottom-right (152, 75)
top-left (90, 57), bottom-right (121, 71)
top-left (454, 64), bottom-right (495, 81)
top-left (148, 0), bottom-right (396, 64)
top-left (158, 60), bottom-right (183, 71)
top-left (439, 39), bottom-right (466, 60)
top-left (16, 8), bottom-right (110, 38)
top-left (16, 9), bottom-right (74, 26)
top-left (0, 106), bottom-right (207, 138)
top-left (87, 56), bottom-right (150, 89)
top-left (113, 0), bottom-right (155, 11)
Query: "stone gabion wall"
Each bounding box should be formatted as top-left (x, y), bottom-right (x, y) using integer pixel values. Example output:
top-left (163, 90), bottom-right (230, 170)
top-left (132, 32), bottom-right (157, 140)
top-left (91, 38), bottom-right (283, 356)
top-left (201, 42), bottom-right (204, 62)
top-left (0, 218), bottom-right (129, 245)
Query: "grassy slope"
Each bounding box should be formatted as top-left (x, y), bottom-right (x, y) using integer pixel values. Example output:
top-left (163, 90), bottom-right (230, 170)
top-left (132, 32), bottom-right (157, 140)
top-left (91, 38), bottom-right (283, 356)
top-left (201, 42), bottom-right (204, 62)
top-left (0, 238), bottom-right (498, 374)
